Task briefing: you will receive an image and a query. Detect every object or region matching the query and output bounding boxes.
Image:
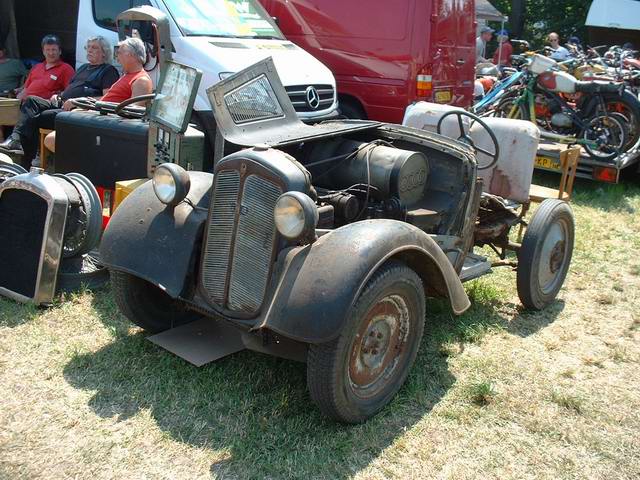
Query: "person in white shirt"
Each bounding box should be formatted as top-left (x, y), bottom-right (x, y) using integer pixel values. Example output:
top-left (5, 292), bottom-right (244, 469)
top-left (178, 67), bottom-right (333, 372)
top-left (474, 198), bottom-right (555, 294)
top-left (476, 26), bottom-right (494, 63)
top-left (547, 32), bottom-right (571, 61)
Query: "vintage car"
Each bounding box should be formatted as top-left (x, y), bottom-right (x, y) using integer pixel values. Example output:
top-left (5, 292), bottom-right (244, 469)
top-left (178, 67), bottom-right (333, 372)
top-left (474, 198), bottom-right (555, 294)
top-left (99, 58), bottom-right (575, 423)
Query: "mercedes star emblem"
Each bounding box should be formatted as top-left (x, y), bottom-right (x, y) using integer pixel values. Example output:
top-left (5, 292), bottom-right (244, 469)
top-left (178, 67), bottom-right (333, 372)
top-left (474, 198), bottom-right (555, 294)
top-left (305, 86), bottom-right (321, 110)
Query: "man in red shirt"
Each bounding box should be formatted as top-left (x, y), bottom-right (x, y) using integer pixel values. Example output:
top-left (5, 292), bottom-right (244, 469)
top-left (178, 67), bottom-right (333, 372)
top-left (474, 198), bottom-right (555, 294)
top-left (101, 37), bottom-right (152, 103)
top-left (16, 35), bottom-right (74, 101)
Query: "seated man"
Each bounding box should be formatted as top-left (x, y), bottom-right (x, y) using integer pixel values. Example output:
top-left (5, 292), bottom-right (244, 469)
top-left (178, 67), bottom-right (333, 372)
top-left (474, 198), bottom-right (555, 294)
top-left (0, 36), bottom-right (118, 160)
top-left (43, 37), bottom-right (153, 154)
top-left (0, 42), bottom-right (27, 94)
top-left (16, 35), bottom-right (74, 101)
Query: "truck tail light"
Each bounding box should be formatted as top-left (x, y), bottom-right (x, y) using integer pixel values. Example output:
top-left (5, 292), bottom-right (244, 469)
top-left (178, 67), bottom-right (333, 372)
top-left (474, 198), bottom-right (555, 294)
top-left (592, 166), bottom-right (618, 183)
top-left (417, 65), bottom-right (433, 98)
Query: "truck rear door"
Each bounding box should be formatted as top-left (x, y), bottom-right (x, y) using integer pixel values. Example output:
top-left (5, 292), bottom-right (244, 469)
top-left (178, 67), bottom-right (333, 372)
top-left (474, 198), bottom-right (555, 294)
top-left (454, 0), bottom-right (476, 106)
top-left (431, 0), bottom-right (475, 107)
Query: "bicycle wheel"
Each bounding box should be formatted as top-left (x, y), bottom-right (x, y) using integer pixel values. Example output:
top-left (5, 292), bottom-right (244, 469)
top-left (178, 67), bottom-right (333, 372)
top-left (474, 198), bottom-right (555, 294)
top-left (494, 94), bottom-right (529, 120)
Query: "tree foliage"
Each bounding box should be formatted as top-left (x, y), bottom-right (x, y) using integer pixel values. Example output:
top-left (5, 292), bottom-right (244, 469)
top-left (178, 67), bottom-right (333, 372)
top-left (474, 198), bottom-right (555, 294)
top-left (490, 0), bottom-right (589, 48)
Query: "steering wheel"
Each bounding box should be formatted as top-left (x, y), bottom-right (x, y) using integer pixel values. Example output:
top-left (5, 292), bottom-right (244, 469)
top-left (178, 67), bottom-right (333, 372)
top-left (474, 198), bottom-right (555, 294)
top-left (436, 110), bottom-right (500, 170)
top-left (70, 93), bottom-right (155, 119)
top-left (113, 93), bottom-right (155, 118)
top-left (70, 96), bottom-right (98, 110)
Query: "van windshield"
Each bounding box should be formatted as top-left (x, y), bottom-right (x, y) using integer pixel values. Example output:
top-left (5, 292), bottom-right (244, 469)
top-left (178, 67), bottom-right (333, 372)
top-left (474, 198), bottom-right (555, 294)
top-left (162, 0), bottom-right (284, 39)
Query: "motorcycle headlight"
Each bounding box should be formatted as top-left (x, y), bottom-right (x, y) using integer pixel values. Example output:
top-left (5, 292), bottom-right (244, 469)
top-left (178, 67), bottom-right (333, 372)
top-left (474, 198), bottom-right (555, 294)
top-left (274, 191), bottom-right (318, 241)
top-left (152, 163), bottom-right (190, 206)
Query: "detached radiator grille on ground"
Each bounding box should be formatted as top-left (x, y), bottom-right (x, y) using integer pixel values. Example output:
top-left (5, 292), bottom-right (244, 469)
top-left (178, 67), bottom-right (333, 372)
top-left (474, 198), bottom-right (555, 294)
top-left (201, 168), bottom-right (282, 315)
top-left (0, 189), bottom-right (48, 298)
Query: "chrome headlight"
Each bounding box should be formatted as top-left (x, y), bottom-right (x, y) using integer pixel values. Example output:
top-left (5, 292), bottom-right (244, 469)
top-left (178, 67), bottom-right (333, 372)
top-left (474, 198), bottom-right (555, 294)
top-left (152, 163), bottom-right (190, 206)
top-left (274, 191), bottom-right (319, 241)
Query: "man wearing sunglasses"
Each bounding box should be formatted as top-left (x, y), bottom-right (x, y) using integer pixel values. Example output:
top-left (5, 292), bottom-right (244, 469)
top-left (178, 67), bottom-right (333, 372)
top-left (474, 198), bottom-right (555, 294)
top-left (547, 32), bottom-right (571, 61)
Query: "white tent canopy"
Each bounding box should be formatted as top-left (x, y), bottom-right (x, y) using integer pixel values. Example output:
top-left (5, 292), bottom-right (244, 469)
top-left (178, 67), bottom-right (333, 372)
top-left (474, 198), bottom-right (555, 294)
top-left (476, 0), bottom-right (508, 22)
top-left (586, 0), bottom-right (640, 30)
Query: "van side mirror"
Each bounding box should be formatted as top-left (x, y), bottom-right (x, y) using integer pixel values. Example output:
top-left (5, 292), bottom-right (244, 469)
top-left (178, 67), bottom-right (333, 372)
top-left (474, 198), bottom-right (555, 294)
top-left (118, 18), bottom-right (161, 77)
top-left (272, 16), bottom-right (279, 26)
top-left (117, 5), bottom-right (173, 71)
top-left (132, 20), bottom-right (155, 45)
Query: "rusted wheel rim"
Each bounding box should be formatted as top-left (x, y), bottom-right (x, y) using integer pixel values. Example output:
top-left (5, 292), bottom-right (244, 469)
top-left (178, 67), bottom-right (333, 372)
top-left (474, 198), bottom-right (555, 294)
top-left (348, 294), bottom-right (411, 399)
top-left (539, 219), bottom-right (570, 295)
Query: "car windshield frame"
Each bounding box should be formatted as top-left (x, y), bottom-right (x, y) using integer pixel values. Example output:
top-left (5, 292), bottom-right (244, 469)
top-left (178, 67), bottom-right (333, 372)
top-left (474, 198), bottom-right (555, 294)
top-left (160, 0), bottom-right (284, 39)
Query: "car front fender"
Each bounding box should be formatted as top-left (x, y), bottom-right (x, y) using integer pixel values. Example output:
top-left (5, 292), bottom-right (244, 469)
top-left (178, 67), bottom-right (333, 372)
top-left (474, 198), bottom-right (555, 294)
top-left (100, 171), bottom-right (213, 298)
top-left (259, 219), bottom-right (470, 343)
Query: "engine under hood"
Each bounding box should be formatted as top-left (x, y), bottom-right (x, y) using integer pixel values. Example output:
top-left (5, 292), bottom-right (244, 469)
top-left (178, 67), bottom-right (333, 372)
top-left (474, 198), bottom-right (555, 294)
top-left (207, 57), bottom-right (380, 147)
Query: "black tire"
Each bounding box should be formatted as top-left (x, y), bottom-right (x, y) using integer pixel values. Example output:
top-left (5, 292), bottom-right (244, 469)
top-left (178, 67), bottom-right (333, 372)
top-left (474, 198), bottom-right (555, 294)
top-left (339, 100), bottom-right (367, 119)
top-left (517, 199), bottom-right (575, 310)
top-left (57, 252), bottom-right (109, 293)
top-left (110, 270), bottom-right (198, 333)
top-left (306, 262), bottom-right (425, 423)
top-left (582, 112), bottom-right (627, 161)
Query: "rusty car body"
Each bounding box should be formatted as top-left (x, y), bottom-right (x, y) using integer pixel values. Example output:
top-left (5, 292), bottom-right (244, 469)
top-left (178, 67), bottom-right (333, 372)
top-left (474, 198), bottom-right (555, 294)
top-left (100, 58), bottom-right (575, 423)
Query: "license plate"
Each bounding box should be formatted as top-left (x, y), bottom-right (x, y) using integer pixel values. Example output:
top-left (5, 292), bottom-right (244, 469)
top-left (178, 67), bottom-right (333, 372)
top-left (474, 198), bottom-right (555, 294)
top-left (534, 156), bottom-right (561, 171)
top-left (434, 90), bottom-right (452, 103)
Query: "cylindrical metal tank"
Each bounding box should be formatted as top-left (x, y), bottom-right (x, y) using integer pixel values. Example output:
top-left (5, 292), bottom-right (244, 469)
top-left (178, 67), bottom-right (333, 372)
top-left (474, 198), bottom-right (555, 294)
top-left (538, 71), bottom-right (578, 93)
top-left (470, 117), bottom-right (540, 204)
top-left (314, 140), bottom-right (429, 207)
top-left (402, 101), bottom-right (472, 141)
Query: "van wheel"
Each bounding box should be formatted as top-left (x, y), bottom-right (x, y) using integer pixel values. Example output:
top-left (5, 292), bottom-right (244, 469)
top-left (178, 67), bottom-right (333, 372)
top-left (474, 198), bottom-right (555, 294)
top-left (111, 270), bottom-right (198, 333)
top-left (306, 262), bottom-right (425, 423)
top-left (517, 199), bottom-right (575, 310)
top-left (339, 101), bottom-right (367, 119)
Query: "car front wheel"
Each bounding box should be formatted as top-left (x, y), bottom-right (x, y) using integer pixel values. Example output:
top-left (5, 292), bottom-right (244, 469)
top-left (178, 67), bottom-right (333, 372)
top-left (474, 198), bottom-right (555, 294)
top-left (306, 262), bottom-right (426, 423)
top-left (110, 270), bottom-right (198, 333)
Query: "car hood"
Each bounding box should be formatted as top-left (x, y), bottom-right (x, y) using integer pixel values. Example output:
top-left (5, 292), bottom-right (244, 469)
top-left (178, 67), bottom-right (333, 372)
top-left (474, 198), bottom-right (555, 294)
top-left (208, 57), bottom-right (378, 147)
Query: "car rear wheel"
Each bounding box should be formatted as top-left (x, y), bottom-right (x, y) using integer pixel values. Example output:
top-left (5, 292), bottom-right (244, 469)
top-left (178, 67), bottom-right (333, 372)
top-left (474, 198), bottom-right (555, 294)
top-left (306, 262), bottom-right (425, 423)
top-left (517, 199), bottom-right (575, 310)
top-left (111, 270), bottom-right (198, 333)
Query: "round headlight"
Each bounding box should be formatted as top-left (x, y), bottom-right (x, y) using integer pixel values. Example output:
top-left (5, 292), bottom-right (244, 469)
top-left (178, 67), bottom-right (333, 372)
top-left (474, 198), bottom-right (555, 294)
top-left (274, 191), bottom-right (318, 241)
top-left (152, 163), bottom-right (190, 206)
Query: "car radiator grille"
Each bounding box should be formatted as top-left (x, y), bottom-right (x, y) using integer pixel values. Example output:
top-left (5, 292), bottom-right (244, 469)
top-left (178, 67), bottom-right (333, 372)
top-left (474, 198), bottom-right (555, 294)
top-left (285, 84), bottom-right (334, 113)
top-left (201, 169), bottom-right (282, 315)
top-left (201, 170), bottom-right (240, 305)
top-left (0, 189), bottom-right (48, 298)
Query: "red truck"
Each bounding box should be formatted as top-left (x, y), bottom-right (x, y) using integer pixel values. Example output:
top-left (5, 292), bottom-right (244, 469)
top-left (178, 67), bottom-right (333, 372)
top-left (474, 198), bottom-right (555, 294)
top-left (259, 0), bottom-right (477, 123)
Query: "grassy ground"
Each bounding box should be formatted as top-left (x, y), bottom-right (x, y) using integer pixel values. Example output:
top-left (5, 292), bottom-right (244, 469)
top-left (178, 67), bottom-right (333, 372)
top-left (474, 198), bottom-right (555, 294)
top-left (1, 173), bottom-right (639, 480)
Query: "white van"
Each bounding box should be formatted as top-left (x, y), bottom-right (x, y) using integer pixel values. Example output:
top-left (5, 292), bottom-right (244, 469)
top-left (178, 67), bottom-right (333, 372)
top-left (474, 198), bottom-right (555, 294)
top-left (7, 0), bottom-right (339, 125)
top-left (586, 0), bottom-right (640, 47)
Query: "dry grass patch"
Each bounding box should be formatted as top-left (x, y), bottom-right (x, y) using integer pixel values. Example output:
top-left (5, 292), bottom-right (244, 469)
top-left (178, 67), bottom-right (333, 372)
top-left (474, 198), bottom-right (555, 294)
top-left (1, 174), bottom-right (640, 479)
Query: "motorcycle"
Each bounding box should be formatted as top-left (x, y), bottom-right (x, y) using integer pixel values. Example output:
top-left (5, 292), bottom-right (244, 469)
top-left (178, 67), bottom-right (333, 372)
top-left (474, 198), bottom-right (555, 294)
top-left (493, 54), bottom-right (640, 161)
